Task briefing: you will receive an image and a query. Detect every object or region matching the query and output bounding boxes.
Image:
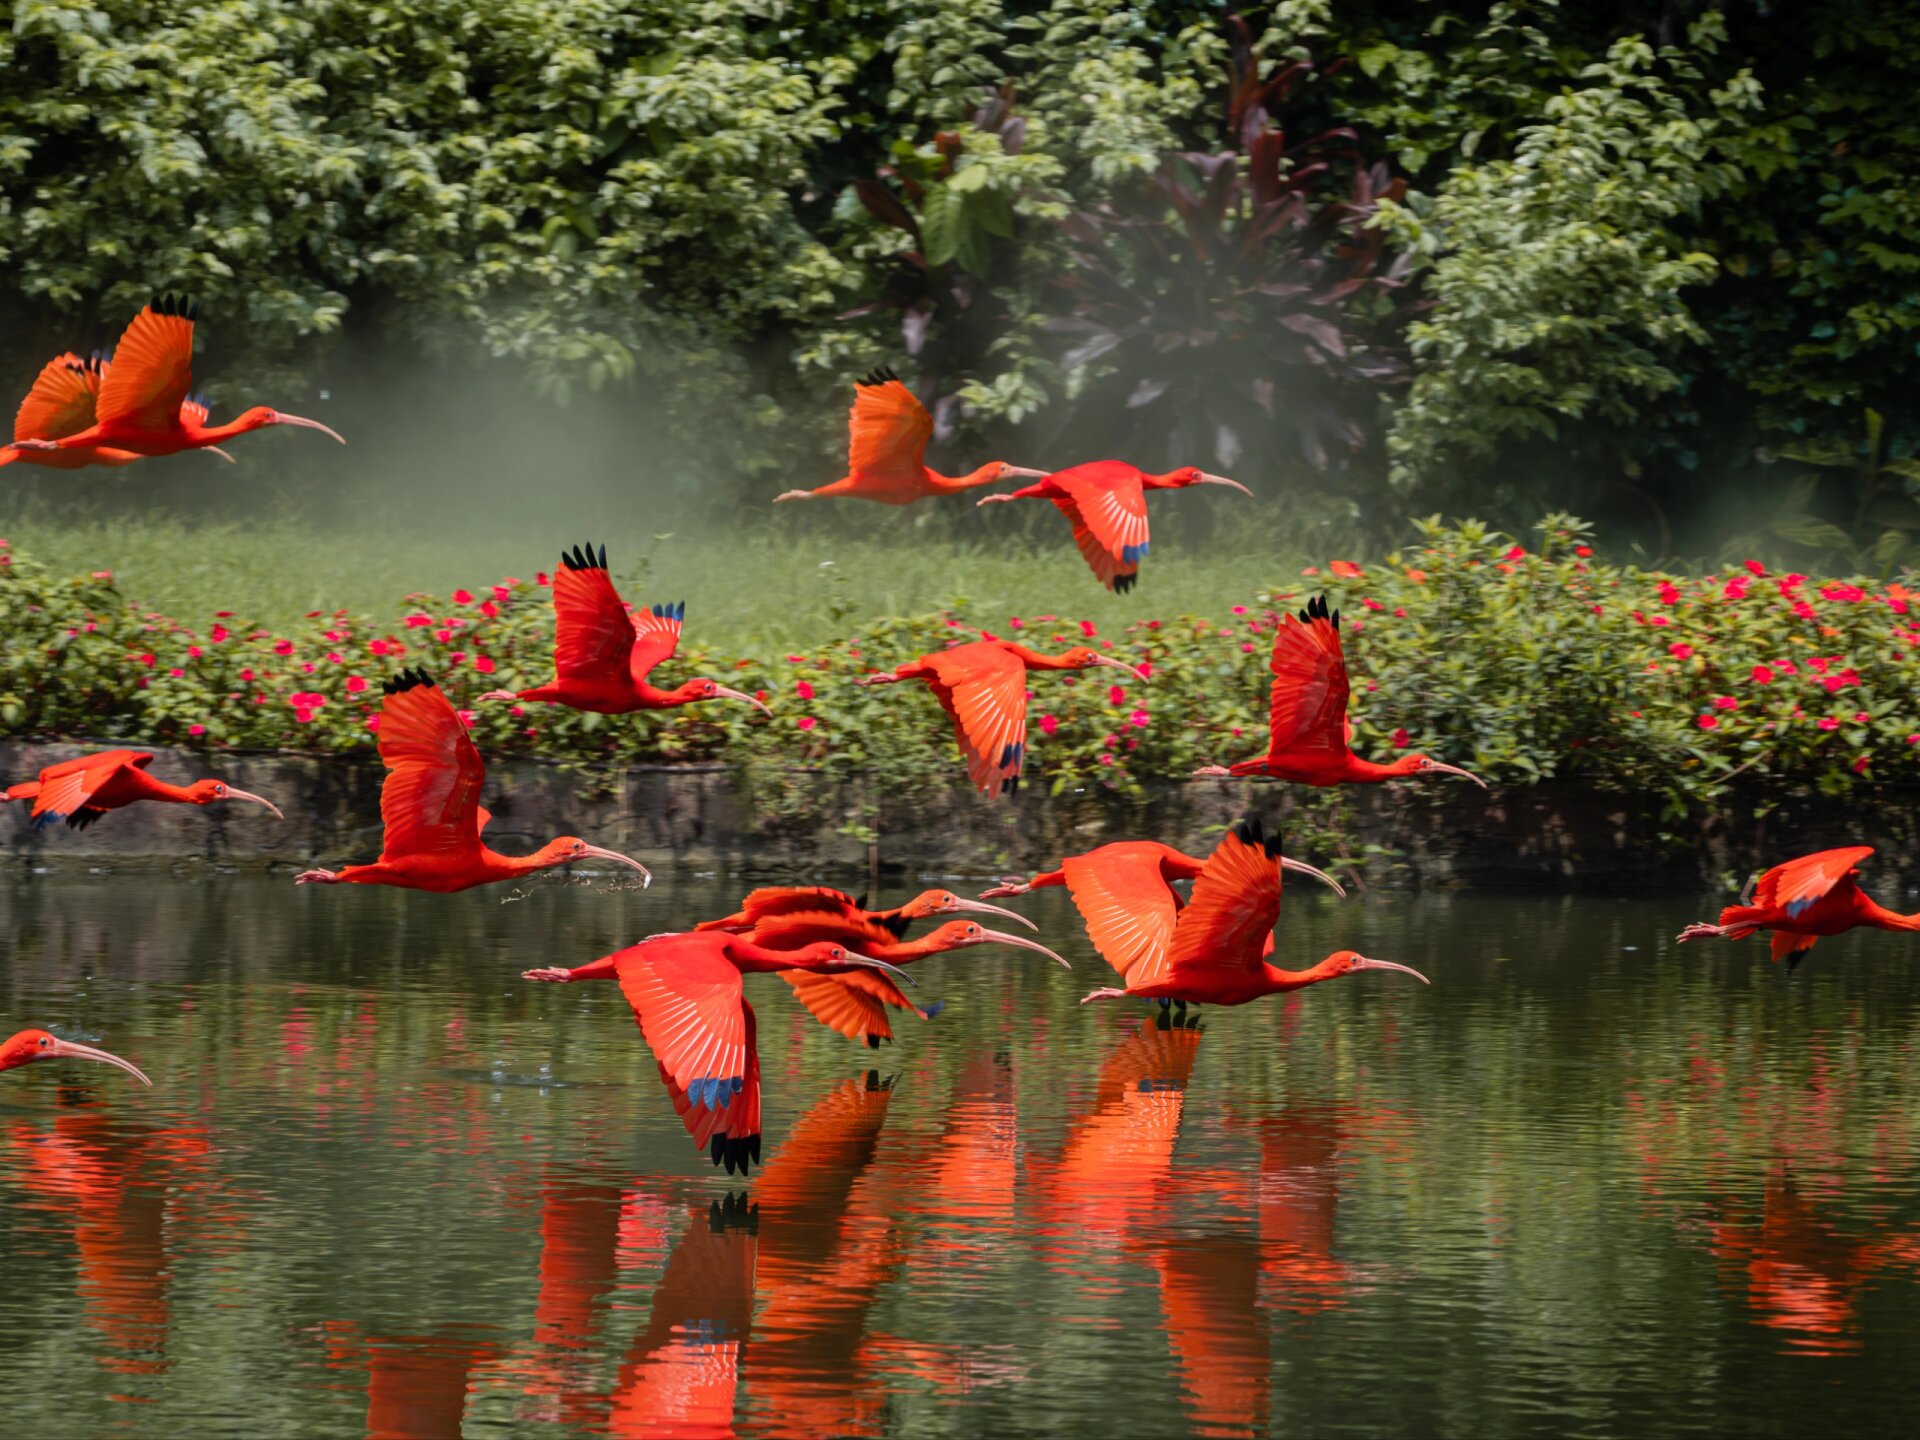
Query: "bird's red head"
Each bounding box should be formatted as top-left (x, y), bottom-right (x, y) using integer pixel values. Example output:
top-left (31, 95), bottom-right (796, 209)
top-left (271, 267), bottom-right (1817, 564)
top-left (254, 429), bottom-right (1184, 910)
top-left (1052, 647), bottom-right (1150, 681)
top-left (665, 678), bottom-right (771, 715)
top-left (0, 1028), bottom-right (152, 1084)
top-left (915, 920), bottom-right (1071, 967)
top-left (1387, 753), bottom-right (1487, 789)
top-left (217, 405), bottom-right (347, 444)
top-left (184, 778), bottom-right (285, 817)
top-left (530, 836), bottom-right (653, 887)
top-left (893, 889), bottom-right (1038, 929)
top-left (1149, 466), bottom-right (1253, 496)
top-left (1313, 950), bottom-right (1430, 985)
top-left (783, 942), bottom-right (919, 987)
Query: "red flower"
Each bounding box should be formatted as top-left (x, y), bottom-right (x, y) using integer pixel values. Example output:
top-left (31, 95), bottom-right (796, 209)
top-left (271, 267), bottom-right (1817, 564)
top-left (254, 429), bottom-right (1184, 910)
top-left (210, 624), bottom-right (229, 643)
top-left (1390, 728), bottom-right (1412, 748)
top-left (1080, 620), bottom-right (1097, 638)
top-left (1129, 709), bottom-right (1149, 728)
top-left (1107, 685), bottom-right (1127, 706)
top-left (1853, 756), bottom-right (1872, 774)
top-left (346, 676), bottom-right (368, 694)
top-left (795, 680), bottom-right (814, 700)
top-left (1668, 643), bottom-right (1694, 660)
top-left (1574, 545), bottom-right (1593, 557)
top-left (1329, 560), bottom-right (1364, 578)
top-left (1039, 715), bottom-right (1058, 736)
top-left (187, 724), bottom-right (206, 737)
top-left (1818, 717), bottom-right (1840, 731)
top-left (1697, 715), bottom-right (1719, 730)
top-left (1751, 665), bottom-right (1774, 685)
top-left (1713, 696), bottom-right (1738, 710)
top-left (475, 656), bottom-right (495, 675)
top-left (453, 589), bottom-right (473, 605)
top-left (797, 716), bottom-right (818, 731)
top-left (1743, 559), bottom-right (1766, 575)
top-left (1792, 601), bottom-right (1817, 620)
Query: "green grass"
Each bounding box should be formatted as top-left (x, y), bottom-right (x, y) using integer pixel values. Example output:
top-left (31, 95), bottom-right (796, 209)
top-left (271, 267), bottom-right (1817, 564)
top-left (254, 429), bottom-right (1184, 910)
top-left (0, 513), bottom-right (1302, 647)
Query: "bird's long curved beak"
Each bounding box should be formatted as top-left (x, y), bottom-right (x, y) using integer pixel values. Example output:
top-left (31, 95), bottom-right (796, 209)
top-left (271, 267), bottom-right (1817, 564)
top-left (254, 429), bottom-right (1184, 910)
top-left (1002, 466), bottom-right (1050, 479)
top-left (578, 845), bottom-right (652, 888)
top-left (1280, 856), bottom-right (1346, 898)
top-left (844, 950), bottom-right (916, 987)
top-left (1091, 656), bottom-right (1150, 682)
top-left (1352, 956), bottom-right (1430, 985)
top-left (1198, 472), bottom-right (1253, 497)
top-left (225, 788), bottom-right (284, 820)
top-left (206, 446), bottom-right (238, 464)
top-left (270, 411), bottom-right (347, 444)
top-left (1428, 761), bottom-right (1488, 790)
top-left (49, 1038), bottom-right (152, 1086)
top-left (713, 685), bottom-right (772, 716)
top-left (943, 897), bottom-right (1038, 930)
top-left (973, 929), bottom-right (1071, 969)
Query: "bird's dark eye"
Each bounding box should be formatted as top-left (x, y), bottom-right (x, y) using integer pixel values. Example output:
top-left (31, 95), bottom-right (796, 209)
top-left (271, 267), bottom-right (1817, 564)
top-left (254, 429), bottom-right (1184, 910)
top-left (38, 1037), bottom-right (50, 1048)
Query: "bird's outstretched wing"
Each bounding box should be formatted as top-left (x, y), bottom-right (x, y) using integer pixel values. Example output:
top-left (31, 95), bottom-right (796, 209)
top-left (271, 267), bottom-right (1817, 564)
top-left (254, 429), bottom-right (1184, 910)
top-left (12, 750), bottom-right (151, 829)
top-left (15, 353), bottom-right (102, 441)
top-left (374, 670), bottom-right (485, 861)
top-left (617, 937), bottom-right (761, 1173)
top-left (1755, 847), bottom-right (1875, 917)
top-left (693, 885), bottom-right (865, 932)
top-left (780, 969), bottom-right (923, 1046)
top-left (1165, 816), bottom-right (1284, 981)
top-left (629, 601), bottom-right (684, 685)
top-left (847, 367), bottom-right (933, 484)
top-left (925, 648), bottom-right (1030, 798)
top-left (1063, 846), bottom-right (1183, 988)
top-left (551, 544), bottom-right (638, 686)
top-left (1265, 596), bottom-right (1350, 759)
top-left (1053, 472), bottom-right (1150, 593)
top-left (96, 295), bottom-right (197, 432)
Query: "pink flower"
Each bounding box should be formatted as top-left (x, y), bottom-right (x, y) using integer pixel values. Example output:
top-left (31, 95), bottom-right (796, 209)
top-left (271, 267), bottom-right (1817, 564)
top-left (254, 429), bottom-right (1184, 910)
top-left (1668, 643), bottom-right (1694, 660)
top-left (1778, 574), bottom-right (1807, 596)
top-left (475, 656), bottom-right (495, 675)
top-left (1129, 708), bottom-right (1149, 728)
top-left (433, 629), bottom-right (453, 644)
top-left (136, 652), bottom-right (155, 667)
top-left (1039, 715), bottom-right (1058, 736)
top-left (1713, 696), bottom-right (1738, 710)
top-left (492, 584), bottom-right (513, 604)
top-left (1818, 717), bottom-right (1841, 731)
top-left (453, 588), bottom-right (473, 605)
top-left (1080, 621), bottom-right (1097, 638)
top-left (210, 624), bottom-right (229, 643)
top-left (1774, 658), bottom-right (1799, 676)
top-left (327, 652), bottom-right (343, 664)
top-left (1853, 756), bottom-right (1872, 774)
top-left (1649, 615), bottom-right (1671, 628)
top-left (1231, 605), bottom-right (1248, 615)
top-left (365, 715), bottom-right (380, 731)
top-left (186, 645), bottom-right (203, 658)
top-left (1697, 715), bottom-right (1718, 730)
top-left (536, 572), bottom-right (551, 587)
top-left (479, 601), bottom-right (499, 620)
top-left (458, 710), bottom-right (477, 728)
top-left (239, 668), bottom-right (255, 682)
top-left (404, 613), bottom-right (432, 629)
top-left (795, 680), bottom-right (814, 700)
top-left (187, 723), bottom-right (206, 736)
top-left (1107, 685), bottom-right (1127, 706)
top-left (1744, 559), bottom-right (1766, 575)
top-left (1819, 583), bottom-right (1865, 603)
top-left (293, 707), bottom-right (316, 724)
top-left (797, 716), bottom-right (818, 731)
top-left (1751, 665), bottom-right (1775, 685)
top-left (346, 676), bottom-right (368, 694)
top-left (1242, 642), bottom-right (1256, 653)
top-left (1009, 617), bottom-right (1024, 630)
top-left (1098, 753), bottom-right (1116, 766)
top-left (168, 667), bottom-right (184, 678)
top-left (1722, 577), bottom-right (1751, 601)
top-left (1657, 581), bottom-right (1681, 606)
top-left (1854, 710), bottom-right (1871, 723)
top-left (1361, 597), bottom-right (1384, 611)
top-left (1792, 601), bottom-right (1816, 621)
top-left (273, 639), bottom-right (294, 656)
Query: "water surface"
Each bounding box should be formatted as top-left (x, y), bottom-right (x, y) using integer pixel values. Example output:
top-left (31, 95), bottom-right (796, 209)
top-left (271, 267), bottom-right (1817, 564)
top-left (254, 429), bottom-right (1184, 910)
top-left (5, 875), bottom-right (1920, 1437)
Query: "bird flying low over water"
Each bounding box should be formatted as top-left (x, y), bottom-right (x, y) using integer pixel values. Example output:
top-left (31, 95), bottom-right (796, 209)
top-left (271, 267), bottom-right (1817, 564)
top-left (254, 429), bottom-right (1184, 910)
top-left (5, 750), bottom-right (283, 830)
top-left (478, 543), bottom-right (766, 717)
top-left (772, 366), bottom-right (1046, 504)
top-left (1676, 847), bottom-right (1920, 969)
top-left (521, 932), bottom-right (917, 1175)
top-left (1079, 815), bottom-right (1428, 1010)
top-left (0, 351), bottom-right (239, 470)
top-left (856, 637), bottom-right (1147, 798)
top-left (295, 668), bottom-right (650, 893)
top-left (695, 884), bottom-right (1036, 934)
top-left (980, 837), bottom-right (1347, 902)
top-left (976, 459), bottom-right (1251, 593)
top-left (6, 295), bottom-right (344, 464)
top-left (0, 1029), bottom-right (151, 1085)
top-left (1195, 595), bottom-right (1485, 788)
top-left (744, 908), bottom-right (1069, 1050)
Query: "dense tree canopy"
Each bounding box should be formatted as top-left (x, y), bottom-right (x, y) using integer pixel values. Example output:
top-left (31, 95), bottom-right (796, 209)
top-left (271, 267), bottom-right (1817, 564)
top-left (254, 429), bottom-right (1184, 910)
top-left (1, 0), bottom-right (1914, 555)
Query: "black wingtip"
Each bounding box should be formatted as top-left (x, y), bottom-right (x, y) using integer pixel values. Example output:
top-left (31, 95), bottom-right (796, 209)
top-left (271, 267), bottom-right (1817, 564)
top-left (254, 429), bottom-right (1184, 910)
top-left (856, 364), bottom-right (901, 388)
top-left (1114, 572), bottom-right (1138, 595)
top-left (1297, 593), bottom-right (1339, 630)
top-left (1228, 812), bottom-right (1283, 860)
top-left (560, 543), bottom-right (607, 573)
top-left (382, 666), bottom-right (435, 697)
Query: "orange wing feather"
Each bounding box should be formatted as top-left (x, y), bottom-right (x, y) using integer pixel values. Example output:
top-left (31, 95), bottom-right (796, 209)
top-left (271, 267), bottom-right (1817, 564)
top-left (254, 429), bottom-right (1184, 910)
top-left (1265, 598), bottom-right (1350, 758)
top-left (1053, 472), bottom-right (1150, 592)
top-left (1062, 846), bottom-right (1184, 988)
top-left (374, 673), bottom-right (485, 861)
top-left (1754, 847), bottom-right (1874, 917)
top-left (628, 602), bottom-right (684, 685)
top-left (1165, 818), bottom-right (1283, 982)
top-left (780, 970), bottom-right (921, 1045)
top-left (549, 559), bottom-right (637, 686)
top-left (15, 353), bottom-right (102, 441)
top-left (847, 372), bottom-right (933, 484)
top-left (925, 646), bottom-right (1030, 797)
top-left (96, 298), bottom-right (195, 432)
top-left (615, 937), bottom-right (756, 1148)
top-left (13, 749), bottom-right (150, 828)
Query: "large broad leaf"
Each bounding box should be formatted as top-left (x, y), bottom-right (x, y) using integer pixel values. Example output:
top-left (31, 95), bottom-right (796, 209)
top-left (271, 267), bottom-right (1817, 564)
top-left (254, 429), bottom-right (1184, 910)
top-left (1769, 515), bottom-right (1851, 549)
top-left (919, 186), bottom-right (962, 268)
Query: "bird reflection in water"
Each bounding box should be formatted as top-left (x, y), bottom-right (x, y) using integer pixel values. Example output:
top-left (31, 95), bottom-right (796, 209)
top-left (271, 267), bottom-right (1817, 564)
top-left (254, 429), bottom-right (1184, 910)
top-left (317, 1322), bottom-right (501, 1439)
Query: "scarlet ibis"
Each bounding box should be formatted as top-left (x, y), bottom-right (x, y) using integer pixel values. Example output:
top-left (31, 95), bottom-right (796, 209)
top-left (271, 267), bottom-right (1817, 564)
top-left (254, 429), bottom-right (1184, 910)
top-left (1676, 847), bottom-right (1920, 970)
top-left (980, 838), bottom-right (1347, 902)
top-left (1079, 815), bottom-right (1428, 1009)
top-left (7, 295), bottom-right (344, 461)
top-left (476, 544), bottom-right (767, 716)
top-left (295, 668), bottom-right (649, 892)
top-left (856, 638), bottom-right (1146, 797)
top-left (0, 1029), bottom-right (151, 1085)
top-left (1195, 595), bottom-right (1485, 788)
top-left (975, 459), bottom-right (1250, 592)
top-left (772, 366), bottom-right (1045, 504)
top-left (744, 909), bottom-right (1068, 1049)
top-left (5, 749), bottom-right (282, 829)
top-left (521, 931), bottom-right (914, 1175)
top-left (695, 884), bottom-right (1036, 934)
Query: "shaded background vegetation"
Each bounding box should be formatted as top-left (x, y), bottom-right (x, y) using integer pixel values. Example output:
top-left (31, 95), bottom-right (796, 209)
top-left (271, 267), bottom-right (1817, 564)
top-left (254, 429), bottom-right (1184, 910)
top-left (1, 0), bottom-right (1916, 566)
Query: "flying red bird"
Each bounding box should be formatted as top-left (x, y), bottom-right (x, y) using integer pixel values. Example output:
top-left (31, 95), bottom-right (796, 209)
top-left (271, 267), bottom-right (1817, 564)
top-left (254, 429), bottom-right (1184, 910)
top-left (477, 543), bottom-right (767, 717)
top-left (975, 459), bottom-right (1250, 592)
top-left (521, 931), bottom-right (914, 1174)
top-left (695, 884), bottom-right (1035, 934)
top-left (772, 366), bottom-right (1045, 504)
top-left (296, 669), bottom-right (649, 892)
top-left (7, 295), bottom-right (343, 463)
top-left (0, 1029), bottom-right (151, 1085)
top-left (1079, 815), bottom-right (1428, 1011)
top-left (1676, 847), bottom-right (1920, 969)
top-left (744, 908), bottom-right (1068, 1049)
top-left (6, 750), bottom-right (282, 830)
top-left (856, 637), bottom-right (1146, 797)
top-left (980, 837), bottom-right (1347, 902)
top-left (0, 351), bottom-right (240, 471)
top-left (1195, 595), bottom-right (1484, 788)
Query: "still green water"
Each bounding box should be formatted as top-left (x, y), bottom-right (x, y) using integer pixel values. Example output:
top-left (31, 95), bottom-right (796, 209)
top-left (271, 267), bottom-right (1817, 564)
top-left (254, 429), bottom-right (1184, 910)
top-left (4, 875), bottom-right (1920, 1438)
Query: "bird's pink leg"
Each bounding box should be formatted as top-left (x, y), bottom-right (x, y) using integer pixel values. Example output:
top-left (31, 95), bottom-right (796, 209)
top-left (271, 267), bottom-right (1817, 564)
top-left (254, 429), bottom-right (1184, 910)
top-left (978, 878), bottom-right (1032, 899)
top-left (852, 673), bottom-right (903, 688)
top-left (1191, 765), bottom-right (1232, 778)
top-left (522, 967), bottom-right (574, 983)
top-left (1676, 921), bottom-right (1747, 943)
top-left (294, 868), bottom-right (342, 885)
top-left (1080, 987), bottom-right (1130, 1004)
top-left (475, 690), bottom-right (518, 703)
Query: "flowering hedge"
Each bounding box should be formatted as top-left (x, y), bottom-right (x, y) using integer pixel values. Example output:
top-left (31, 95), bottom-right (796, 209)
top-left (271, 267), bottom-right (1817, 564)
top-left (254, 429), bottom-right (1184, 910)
top-left (3, 514), bottom-right (1919, 810)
